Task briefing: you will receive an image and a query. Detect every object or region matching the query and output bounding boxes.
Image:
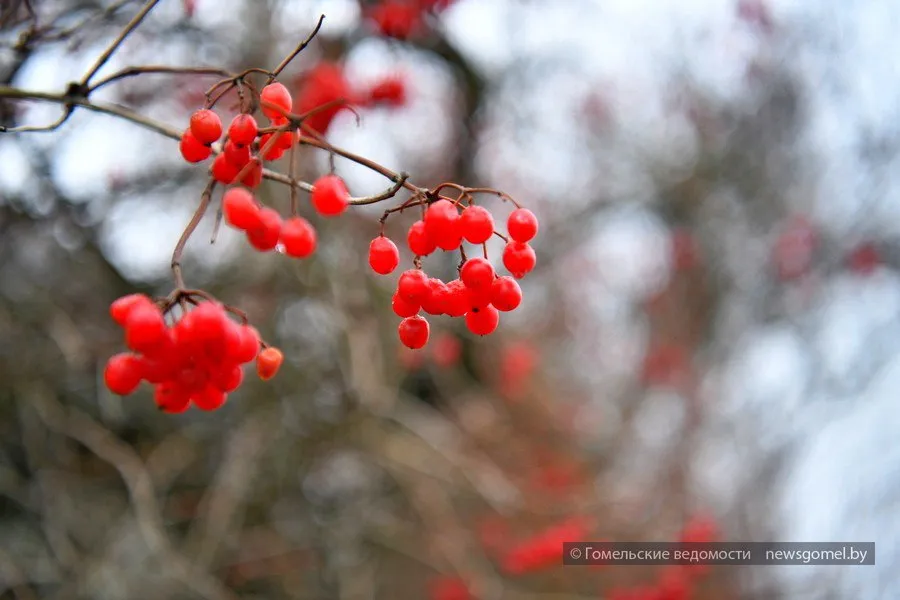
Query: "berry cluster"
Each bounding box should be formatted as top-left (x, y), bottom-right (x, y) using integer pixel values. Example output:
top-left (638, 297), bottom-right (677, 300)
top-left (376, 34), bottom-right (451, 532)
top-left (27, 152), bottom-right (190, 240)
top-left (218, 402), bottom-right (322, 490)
top-left (500, 516), bottom-right (591, 575)
top-left (180, 81), bottom-right (301, 186)
top-left (367, 200), bottom-right (538, 349)
top-left (367, 0), bottom-right (457, 40)
top-left (103, 293), bottom-right (283, 411)
top-left (219, 175), bottom-right (349, 256)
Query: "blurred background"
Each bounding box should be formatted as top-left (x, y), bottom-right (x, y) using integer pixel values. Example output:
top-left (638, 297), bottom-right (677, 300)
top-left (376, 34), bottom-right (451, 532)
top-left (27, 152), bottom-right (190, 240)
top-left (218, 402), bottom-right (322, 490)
top-left (0, 0), bottom-right (896, 598)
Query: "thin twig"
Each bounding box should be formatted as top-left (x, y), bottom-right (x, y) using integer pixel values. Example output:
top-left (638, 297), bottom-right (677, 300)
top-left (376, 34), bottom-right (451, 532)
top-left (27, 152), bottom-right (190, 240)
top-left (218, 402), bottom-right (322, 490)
top-left (268, 14), bottom-right (326, 81)
top-left (349, 172), bottom-right (410, 206)
top-left (80, 0), bottom-right (163, 85)
top-left (89, 65), bottom-right (232, 92)
top-left (171, 178), bottom-right (217, 289)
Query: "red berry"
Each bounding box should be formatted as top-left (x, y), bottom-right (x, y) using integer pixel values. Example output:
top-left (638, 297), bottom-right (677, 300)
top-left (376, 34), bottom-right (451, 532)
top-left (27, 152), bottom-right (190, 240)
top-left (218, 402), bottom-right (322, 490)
top-left (420, 278), bottom-right (448, 315)
top-left (192, 385), bottom-right (227, 411)
top-left (224, 140), bottom-right (251, 167)
top-left (246, 207), bottom-right (282, 251)
top-left (189, 109), bottom-right (222, 144)
top-left (424, 200), bottom-right (461, 250)
top-left (311, 174), bottom-right (350, 217)
top-left (211, 152), bottom-right (239, 184)
top-left (507, 208), bottom-right (538, 242)
top-left (294, 62), bottom-right (354, 134)
top-left (240, 160), bottom-right (263, 188)
top-left (228, 114), bottom-right (258, 146)
top-left (369, 1), bottom-right (421, 39)
top-left (256, 347), bottom-right (284, 380)
top-left (369, 236), bottom-right (400, 275)
top-left (280, 217), bottom-right (317, 258)
top-left (277, 129), bottom-right (296, 150)
top-left (190, 302), bottom-right (227, 343)
top-left (444, 279), bottom-right (470, 317)
top-left (211, 364), bottom-right (244, 393)
top-left (260, 82), bottom-right (293, 120)
top-left (399, 315), bottom-right (430, 349)
top-left (460, 257), bottom-right (495, 290)
top-left (407, 219), bottom-right (436, 256)
top-left (230, 325), bottom-right (260, 363)
top-left (392, 291), bottom-right (420, 318)
top-left (110, 293), bottom-right (154, 326)
top-left (502, 241), bottom-right (536, 279)
top-left (154, 381), bottom-right (191, 413)
top-left (491, 276), bottom-right (522, 311)
top-left (138, 355), bottom-right (175, 384)
top-left (848, 242), bottom-right (880, 275)
top-left (367, 74), bottom-right (406, 106)
top-left (180, 128), bottom-right (211, 163)
top-left (104, 353), bottom-right (144, 395)
top-left (222, 188), bottom-right (261, 230)
top-left (258, 133), bottom-right (286, 161)
top-left (465, 305), bottom-right (499, 336)
top-left (124, 304), bottom-right (167, 353)
top-left (460, 205), bottom-right (495, 244)
top-left (398, 269), bottom-right (429, 303)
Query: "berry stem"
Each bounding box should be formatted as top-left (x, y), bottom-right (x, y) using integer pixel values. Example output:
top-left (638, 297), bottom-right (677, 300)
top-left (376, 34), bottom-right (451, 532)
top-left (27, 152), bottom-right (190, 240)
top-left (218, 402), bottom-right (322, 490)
top-left (289, 140), bottom-right (299, 217)
top-left (79, 0), bottom-right (163, 86)
top-left (171, 178), bottom-right (217, 290)
top-left (268, 14), bottom-right (326, 82)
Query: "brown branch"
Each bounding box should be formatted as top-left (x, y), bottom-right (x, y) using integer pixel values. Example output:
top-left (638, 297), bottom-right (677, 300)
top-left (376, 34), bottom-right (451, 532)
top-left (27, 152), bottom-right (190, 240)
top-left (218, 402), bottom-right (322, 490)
top-left (268, 14), bottom-right (326, 81)
top-left (80, 0), bottom-right (163, 86)
top-left (88, 65), bottom-right (233, 92)
top-left (298, 132), bottom-right (423, 195)
top-left (0, 85), bottom-right (181, 138)
top-left (350, 172), bottom-right (410, 206)
top-left (171, 178), bottom-right (217, 289)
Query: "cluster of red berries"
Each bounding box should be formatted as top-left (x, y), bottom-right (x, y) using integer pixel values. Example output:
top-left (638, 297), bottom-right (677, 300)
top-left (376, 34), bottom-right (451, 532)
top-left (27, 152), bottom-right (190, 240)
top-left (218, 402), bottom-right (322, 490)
top-left (103, 294), bottom-right (283, 412)
top-left (500, 516), bottom-right (591, 575)
top-left (220, 174), bottom-right (349, 255)
top-left (366, 200), bottom-right (538, 349)
top-left (367, 0), bottom-right (457, 40)
top-left (180, 81), bottom-right (303, 186)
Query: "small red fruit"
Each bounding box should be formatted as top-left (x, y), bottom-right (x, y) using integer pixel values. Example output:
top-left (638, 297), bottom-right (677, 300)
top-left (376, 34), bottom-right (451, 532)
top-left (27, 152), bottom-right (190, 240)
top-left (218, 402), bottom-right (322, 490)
top-left (179, 129), bottom-right (211, 163)
top-left (260, 82), bottom-right (293, 120)
top-left (392, 292), bottom-right (420, 318)
top-left (222, 188), bottom-right (261, 230)
top-left (465, 305), bottom-right (499, 336)
top-left (311, 174), bottom-right (350, 216)
top-left (399, 315), bottom-right (430, 349)
top-left (407, 219), bottom-right (436, 256)
top-left (369, 236), bottom-right (400, 275)
top-left (256, 347), bottom-right (284, 380)
top-left (246, 207), bottom-right (282, 251)
top-left (280, 217), bottom-right (317, 258)
top-left (154, 381), bottom-right (191, 413)
top-left (460, 205), bottom-right (495, 244)
top-left (228, 114), bottom-right (258, 146)
top-left (398, 269), bottom-right (429, 303)
top-left (502, 241), bottom-right (536, 279)
top-left (460, 257), bottom-right (495, 290)
top-left (240, 160), bottom-right (263, 188)
top-left (124, 304), bottom-right (168, 353)
top-left (424, 199), bottom-right (461, 250)
top-left (110, 294), bottom-right (154, 326)
top-left (507, 208), bottom-right (538, 242)
top-left (104, 353), bottom-right (144, 395)
top-left (192, 385), bottom-right (228, 411)
top-left (189, 109), bottom-right (223, 144)
top-left (224, 140), bottom-right (251, 167)
top-left (491, 276), bottom-right (522, 311)
top-left (211, 152), bottom-right (239, 184)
